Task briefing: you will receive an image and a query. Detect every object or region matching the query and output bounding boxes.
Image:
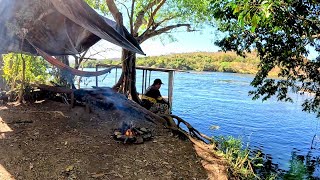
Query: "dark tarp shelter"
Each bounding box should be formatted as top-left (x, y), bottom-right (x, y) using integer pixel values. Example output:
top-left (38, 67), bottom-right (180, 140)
top-left (0, 0), bottom-right (144, 76)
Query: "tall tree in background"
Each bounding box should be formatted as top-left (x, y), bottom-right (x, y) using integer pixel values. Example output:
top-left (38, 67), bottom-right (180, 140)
top-left (2, 53), bottom-right (49, 93)
top-left (5, 0), bottom-right (41, 102)
top-left (210, 0), bottom-right (320, 116)
top-left (87, 0), bottom-right (211, 102)
top-left (0, 55), bottom-right (5, 89)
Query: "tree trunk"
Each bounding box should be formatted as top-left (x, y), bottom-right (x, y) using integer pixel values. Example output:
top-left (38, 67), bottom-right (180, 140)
top-left (129, 52), bottom-right (140, 103)
top-left (106, 0), bottom-right (140, 103)
top-left (112, 50), bottom-right (140, 103)
top-left (18, 54), bottom-right (25, 103)
top-left (112, 50), bottom-right (130, 94)
top-left (18, 37), bottom-right (26, 103)
top-left (121, 49), bottom-right (131, 95)
top-left (125, 50), bottom-right (140, 103)
top-left (55, 55), bottom-right (76, 89)
top-left (0, 55), bottom-right (6, 90)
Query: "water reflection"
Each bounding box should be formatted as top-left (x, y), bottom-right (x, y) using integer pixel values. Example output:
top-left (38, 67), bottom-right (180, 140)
top-left (253, 149), bottom-right (320, 179)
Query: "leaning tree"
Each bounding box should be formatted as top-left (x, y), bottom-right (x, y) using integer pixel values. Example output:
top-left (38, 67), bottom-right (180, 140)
top-left (210, 0), bottom-right (320, 117)
top-left (87, 0), bottom-right (212, 103)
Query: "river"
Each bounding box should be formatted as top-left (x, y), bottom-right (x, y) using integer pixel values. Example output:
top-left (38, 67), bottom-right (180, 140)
top-left (81, 68), bottom-right (320, 177)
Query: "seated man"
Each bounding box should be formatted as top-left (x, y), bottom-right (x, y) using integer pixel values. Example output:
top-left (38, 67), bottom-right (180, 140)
top-left (141, 79), bottom-right (170, 114)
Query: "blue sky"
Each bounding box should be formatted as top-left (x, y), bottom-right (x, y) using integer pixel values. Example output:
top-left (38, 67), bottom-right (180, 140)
top-left (308, 45), bottom-right (318, 60)
top-left (89, 26), bottom-right (221, 59)
top-left (89, 27), bottom-right (319, 61)
top-left (139, 28), bottom-right (221, 57)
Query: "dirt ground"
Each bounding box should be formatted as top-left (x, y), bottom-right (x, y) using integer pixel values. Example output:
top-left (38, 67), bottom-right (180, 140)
top-left (0, 100), bottom-right (227, 180)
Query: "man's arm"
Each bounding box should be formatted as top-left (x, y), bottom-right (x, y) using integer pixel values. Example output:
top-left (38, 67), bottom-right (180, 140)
top-left (156, 95), bottom-right (169, 105)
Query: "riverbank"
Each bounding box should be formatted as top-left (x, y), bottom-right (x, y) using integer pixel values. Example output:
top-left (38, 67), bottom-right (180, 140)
top-left (0, 100), bottom-right (228, 179)
top-left (81, 51), bottom-right (280, 76)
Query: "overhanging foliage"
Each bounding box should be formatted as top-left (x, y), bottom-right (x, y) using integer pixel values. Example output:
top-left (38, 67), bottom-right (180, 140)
top-left (210, 0), bottom-right (320, 117)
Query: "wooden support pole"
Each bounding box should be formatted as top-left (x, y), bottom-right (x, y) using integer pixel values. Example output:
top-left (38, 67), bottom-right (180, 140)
top-left (142, 69), bottom-right (145, 94)
top-left (70, 92), bottom-right (74, 109)
top-left (168, 71), bottom-right (174, 112)
top-left (95, 65), bottom-right (98, 87)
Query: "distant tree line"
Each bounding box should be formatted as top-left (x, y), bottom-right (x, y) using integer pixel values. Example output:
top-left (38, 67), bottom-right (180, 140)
top-left (81, 51), bottom-right (279, 76)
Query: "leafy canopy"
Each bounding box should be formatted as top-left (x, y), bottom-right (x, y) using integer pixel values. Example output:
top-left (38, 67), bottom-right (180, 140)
top-left (210, 0), bottom-right (320, 117)
top-left (85, 0), bottom-right (212, 42)
top-left (2, 53), bottom-right (49, 89)
top-left (84, 0), bottom-right (109, 15)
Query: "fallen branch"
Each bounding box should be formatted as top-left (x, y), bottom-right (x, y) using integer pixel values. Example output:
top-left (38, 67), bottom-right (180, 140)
top-left (6, 110), bottom-right (69, 118)
top-left (28, 111), bottom-right (69, 118)
top-left (35, 84), bottom-right (74, 94)
top-left (7, 120), bottom-right (33, 124)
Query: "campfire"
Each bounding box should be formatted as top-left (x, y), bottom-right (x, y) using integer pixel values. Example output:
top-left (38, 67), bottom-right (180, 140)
top-left (113, 122), bottom-right (152, 144)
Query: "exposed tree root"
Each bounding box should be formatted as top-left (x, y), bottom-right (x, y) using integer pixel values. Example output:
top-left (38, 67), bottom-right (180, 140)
top-left (158, 114), bottom-right (227, 180)
top-left (159, 114), bottom-right (215, 144)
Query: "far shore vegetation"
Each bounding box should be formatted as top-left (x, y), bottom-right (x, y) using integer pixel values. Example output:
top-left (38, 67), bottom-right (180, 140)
top-left (81, 51), bottom-right (280, 76)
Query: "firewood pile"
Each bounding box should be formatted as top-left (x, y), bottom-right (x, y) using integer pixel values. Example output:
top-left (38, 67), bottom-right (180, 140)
top-left (113, 122), bottom-right (153, 144)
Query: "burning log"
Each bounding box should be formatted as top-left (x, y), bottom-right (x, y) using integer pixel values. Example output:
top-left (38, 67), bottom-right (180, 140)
top-left (113, 122), bottom-right (152, 144)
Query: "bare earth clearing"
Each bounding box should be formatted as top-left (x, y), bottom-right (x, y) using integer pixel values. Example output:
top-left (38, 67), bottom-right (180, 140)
top-left (0, 100), bottom-right (227, 180)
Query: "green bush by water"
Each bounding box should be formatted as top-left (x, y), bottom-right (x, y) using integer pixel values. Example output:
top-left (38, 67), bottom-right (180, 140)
top-left (214, 136), bottom-right (318, 180)
top-left (214, 136), bottom-right (259, 179)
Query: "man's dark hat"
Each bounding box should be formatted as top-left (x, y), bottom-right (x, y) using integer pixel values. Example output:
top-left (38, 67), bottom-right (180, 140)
top-left (153, 79), bottom-right (164, 85)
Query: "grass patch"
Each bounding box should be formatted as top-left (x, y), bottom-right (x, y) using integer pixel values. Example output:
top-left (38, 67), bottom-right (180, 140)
top-left (214, 136), bottom-right (278, 180)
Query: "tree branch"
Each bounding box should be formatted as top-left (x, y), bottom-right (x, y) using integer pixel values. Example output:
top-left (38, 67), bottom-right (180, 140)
top-left (133, 0), bottom-right (159, 36)
top-left (118, 2), bottom-right (131, 24)
top-left (106, 0), bottom-right (123, 25)
top-left (130, 0), bottom-right (135, 33)
top-left (147, 0), bottom-right (166, 29)
top-left (151, 16), bottom-right (177, 30)
top-left (138, 16), bottom-right (177, 40)
top-left (76, 49), bottom-right (89, 69)
top-left (138, 23), bottom-right (191, 43)
top-left (301, 34), bottom-right (320, 41)
top-left (311, 34), bottom-right (320, 39)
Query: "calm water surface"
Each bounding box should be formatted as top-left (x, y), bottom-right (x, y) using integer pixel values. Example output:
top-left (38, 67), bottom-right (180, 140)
top-left (83, 69), bottom-right (320, 174)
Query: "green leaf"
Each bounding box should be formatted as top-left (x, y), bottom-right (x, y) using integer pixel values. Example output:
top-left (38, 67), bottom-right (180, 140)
top-left (250, 26), bottom-right (256, 32)
top-left (265, 11), bottom-right (271, 18)
top-left (233, 6), bottom-right (241, 15)
top-left (254, 163), bottom-right (264, 167)
top-left (251, 14), bottom-right (260, 28)
top-left (238, 13), bottom-right (245, 27)
top-left (261, 0), bottom-right (268, 5)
